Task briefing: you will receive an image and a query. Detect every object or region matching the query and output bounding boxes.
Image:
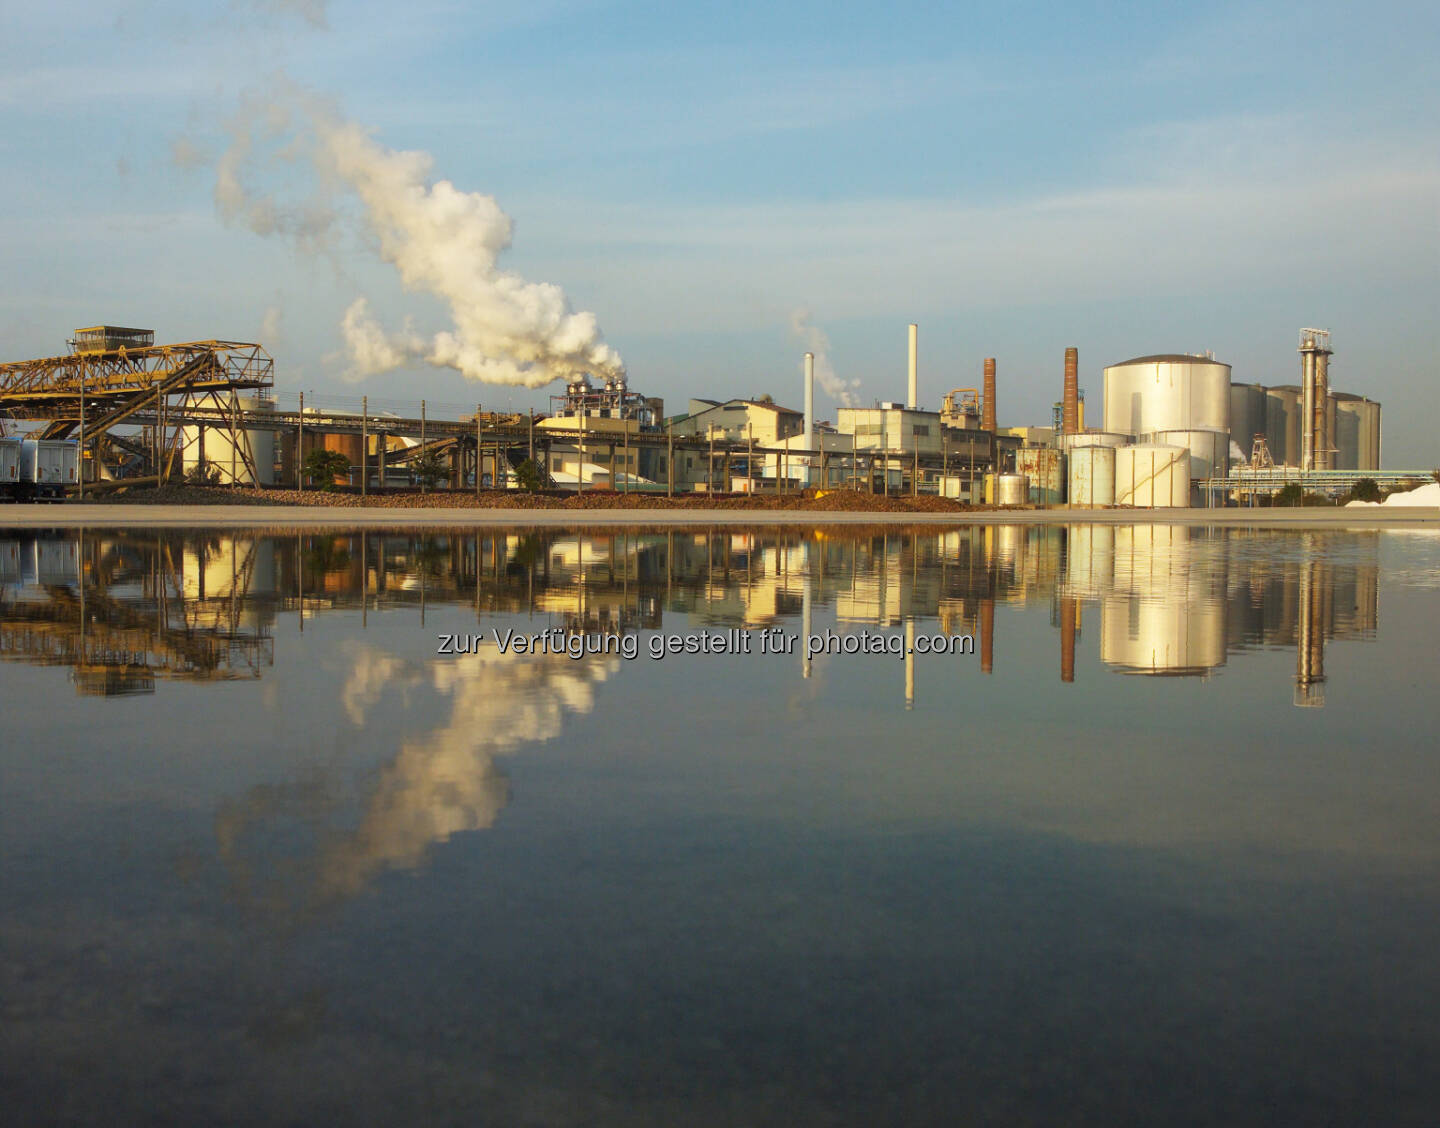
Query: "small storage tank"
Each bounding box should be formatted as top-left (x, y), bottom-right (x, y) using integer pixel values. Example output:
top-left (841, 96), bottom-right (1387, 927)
top-left (1068, 445), bottom-right (1116, 507)
top-left (1059, 430), bottom-right (1130, 450)
top-left (1114, 444), bottom-right (1189, 507)
top-left (181, 394), bottom-right (278, 485)
top-left (1016, 448), bottom-right (1064, 505)
top-left (1142, 427), bottom-right (1231, 482)
top-left (996, 473), bottom-right (1029, 507)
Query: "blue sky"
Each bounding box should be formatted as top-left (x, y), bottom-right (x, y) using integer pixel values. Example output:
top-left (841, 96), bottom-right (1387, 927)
top-left (2, 0), bottom-right (1437, 462)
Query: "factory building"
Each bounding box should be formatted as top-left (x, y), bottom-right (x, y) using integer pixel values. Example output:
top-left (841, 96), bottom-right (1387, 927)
top-left (836, 404), bottom-right (944, 455)
top-left (670, 398), bottom-right (804, 444)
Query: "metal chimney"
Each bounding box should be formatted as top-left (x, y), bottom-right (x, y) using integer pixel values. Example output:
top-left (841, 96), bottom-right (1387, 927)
top-left (982, 358), bottom-right (996, 433)
top-left (1299, 328), bottom-right (1332, 472)
top-left (907, 323), bottom-right (918, 409)
top-left (803, 352), bottom-right (815, 485)
top-left (1063, 347), bottom-right (1079, 434)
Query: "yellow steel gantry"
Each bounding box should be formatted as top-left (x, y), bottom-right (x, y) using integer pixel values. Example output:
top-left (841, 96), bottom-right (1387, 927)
top-left (0, 337), bottom-right (273, 439)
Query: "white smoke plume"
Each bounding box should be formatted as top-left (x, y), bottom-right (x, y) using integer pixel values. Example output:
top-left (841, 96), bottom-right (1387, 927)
top-left (214, 86), bottom-right (624, 388)
top-left (789, 309), bottom-right (860, 408)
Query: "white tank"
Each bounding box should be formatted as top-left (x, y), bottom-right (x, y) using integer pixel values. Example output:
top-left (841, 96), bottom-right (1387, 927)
top-left (1114, 444), bottom-right (1189, 507)
top-left (181, 395), bottom-right (278, 486)
top-left (1103, 355), bottom-right (1231, 436)
top-left (996, 473), bottom-right (1029, 507)
top-left (1142, 427), bottom-right (1231, 481)
top-left (1067, 445), bottom-right (1116, 507)
top-left (1059, 430), bottom-right (1130, 450)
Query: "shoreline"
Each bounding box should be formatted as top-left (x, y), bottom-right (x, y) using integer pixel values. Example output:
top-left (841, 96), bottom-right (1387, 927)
top-left (2, 503), bottom-right (1437, 529)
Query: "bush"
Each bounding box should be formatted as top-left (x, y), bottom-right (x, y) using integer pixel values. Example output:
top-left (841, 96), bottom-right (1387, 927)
top-left (184, 461), bottom-right (221, 487)
top-left (412, 450), bottom-right (447, 489)
top-left (304, 448), bottom-right (350, 491)
top-left (513, 458), bottom-right (548, 492)
top-left (1348, 478), bottom-right (1383, 503)
top-left (1272, 482), bottom-right (1304, 506)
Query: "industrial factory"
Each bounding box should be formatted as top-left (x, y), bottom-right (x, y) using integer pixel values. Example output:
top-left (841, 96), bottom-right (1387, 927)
top-left (0, 320), bottom-right (1400, 506)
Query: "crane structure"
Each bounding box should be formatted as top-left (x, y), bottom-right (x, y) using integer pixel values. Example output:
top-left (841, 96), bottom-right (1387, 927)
top-left (0, 327), bottom-right (273, 478)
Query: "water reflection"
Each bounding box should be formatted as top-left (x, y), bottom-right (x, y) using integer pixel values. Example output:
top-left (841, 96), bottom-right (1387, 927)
top-left (1, 522), bottom-right (1434, 1125)
top-left (0, 524), bottom-right (1382, 709)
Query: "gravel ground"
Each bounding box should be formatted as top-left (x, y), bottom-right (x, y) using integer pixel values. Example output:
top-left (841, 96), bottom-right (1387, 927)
top-left (82, 485), bottom-right (990, 514)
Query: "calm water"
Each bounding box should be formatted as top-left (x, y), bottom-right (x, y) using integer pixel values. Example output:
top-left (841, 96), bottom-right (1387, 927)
top-left (2, 524), bottom-right (1438, 1125)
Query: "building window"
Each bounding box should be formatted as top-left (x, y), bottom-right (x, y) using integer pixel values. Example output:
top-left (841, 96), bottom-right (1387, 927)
top-left (552, 456), bottom-right (563, 471)
top-left (912, 425), bottom-right (930, 437)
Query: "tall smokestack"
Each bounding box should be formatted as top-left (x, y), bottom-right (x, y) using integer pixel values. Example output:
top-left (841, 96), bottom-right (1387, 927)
top-left (1315, 351), bottom-right (1330, 470)
top-left (803, 351), bottom-right (815, 484)
top-left (1063, 347), bottom-right (1079, 434)
top-left (907, 323), bottom-right (918, 409)
top-left (982, 358), bottom-right (996, 432)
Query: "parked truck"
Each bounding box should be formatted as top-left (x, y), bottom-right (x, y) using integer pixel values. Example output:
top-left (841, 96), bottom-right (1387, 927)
top-left (0, 438), bottom-right (79, 501)
top-left (0, 438), bottom-right (21, 497)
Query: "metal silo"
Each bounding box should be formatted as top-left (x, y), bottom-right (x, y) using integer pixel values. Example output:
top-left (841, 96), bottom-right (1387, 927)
top-left (1229, 383), bottom-right (1266, 462)
top-left (180, 394), bottom-right (278, 486)
top-left (1264, 386), bottom-right (1303, 467)
top-left (1016, 448), bottom-right (1064, 505)
top-left (1142, 427), bottom-right (1231, 483)
top-left (1102, 354), bottom-right (1231, 436)
top-left (1332, 394), bottom-right (1382, 470)
top-left (996, 473), bottom-right (1029, 506)
top-left (1067, 446), bottom-right (1116, 508)
top-left (1059, 430), bottom-right (1130, 450)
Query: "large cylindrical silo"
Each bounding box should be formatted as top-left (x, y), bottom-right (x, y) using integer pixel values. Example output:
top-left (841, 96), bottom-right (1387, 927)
top-left (1102, 355), bottom-right (1231, 437)
top-left (180, 394), bottom-right (278, 485)
top-left (1059, 430), bottom-right (1130, 451)
top-left (1142, 427), bottom-right (1231, 483)
top-left (1229, 383), bottom-right (1265, 463)
top-left (1264, 386), bottom-right (1302, 467)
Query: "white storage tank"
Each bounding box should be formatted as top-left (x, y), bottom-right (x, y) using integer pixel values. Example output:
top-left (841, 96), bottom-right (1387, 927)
top-left (1114, 443), bottom-right (1190, 507)
top-left (1068, 445), bottom-right (1116, 507)
top-left (996, 473), bottom-right (1029, 507)
top-left (1142, 427), bottom-right (1231, 482)
top-left (1103, 354), bottom-right (1231, 437)
top-left (181, 394), bottom-right (278, 486)
top-left (1059, 430), bottom-right (1130, 450)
